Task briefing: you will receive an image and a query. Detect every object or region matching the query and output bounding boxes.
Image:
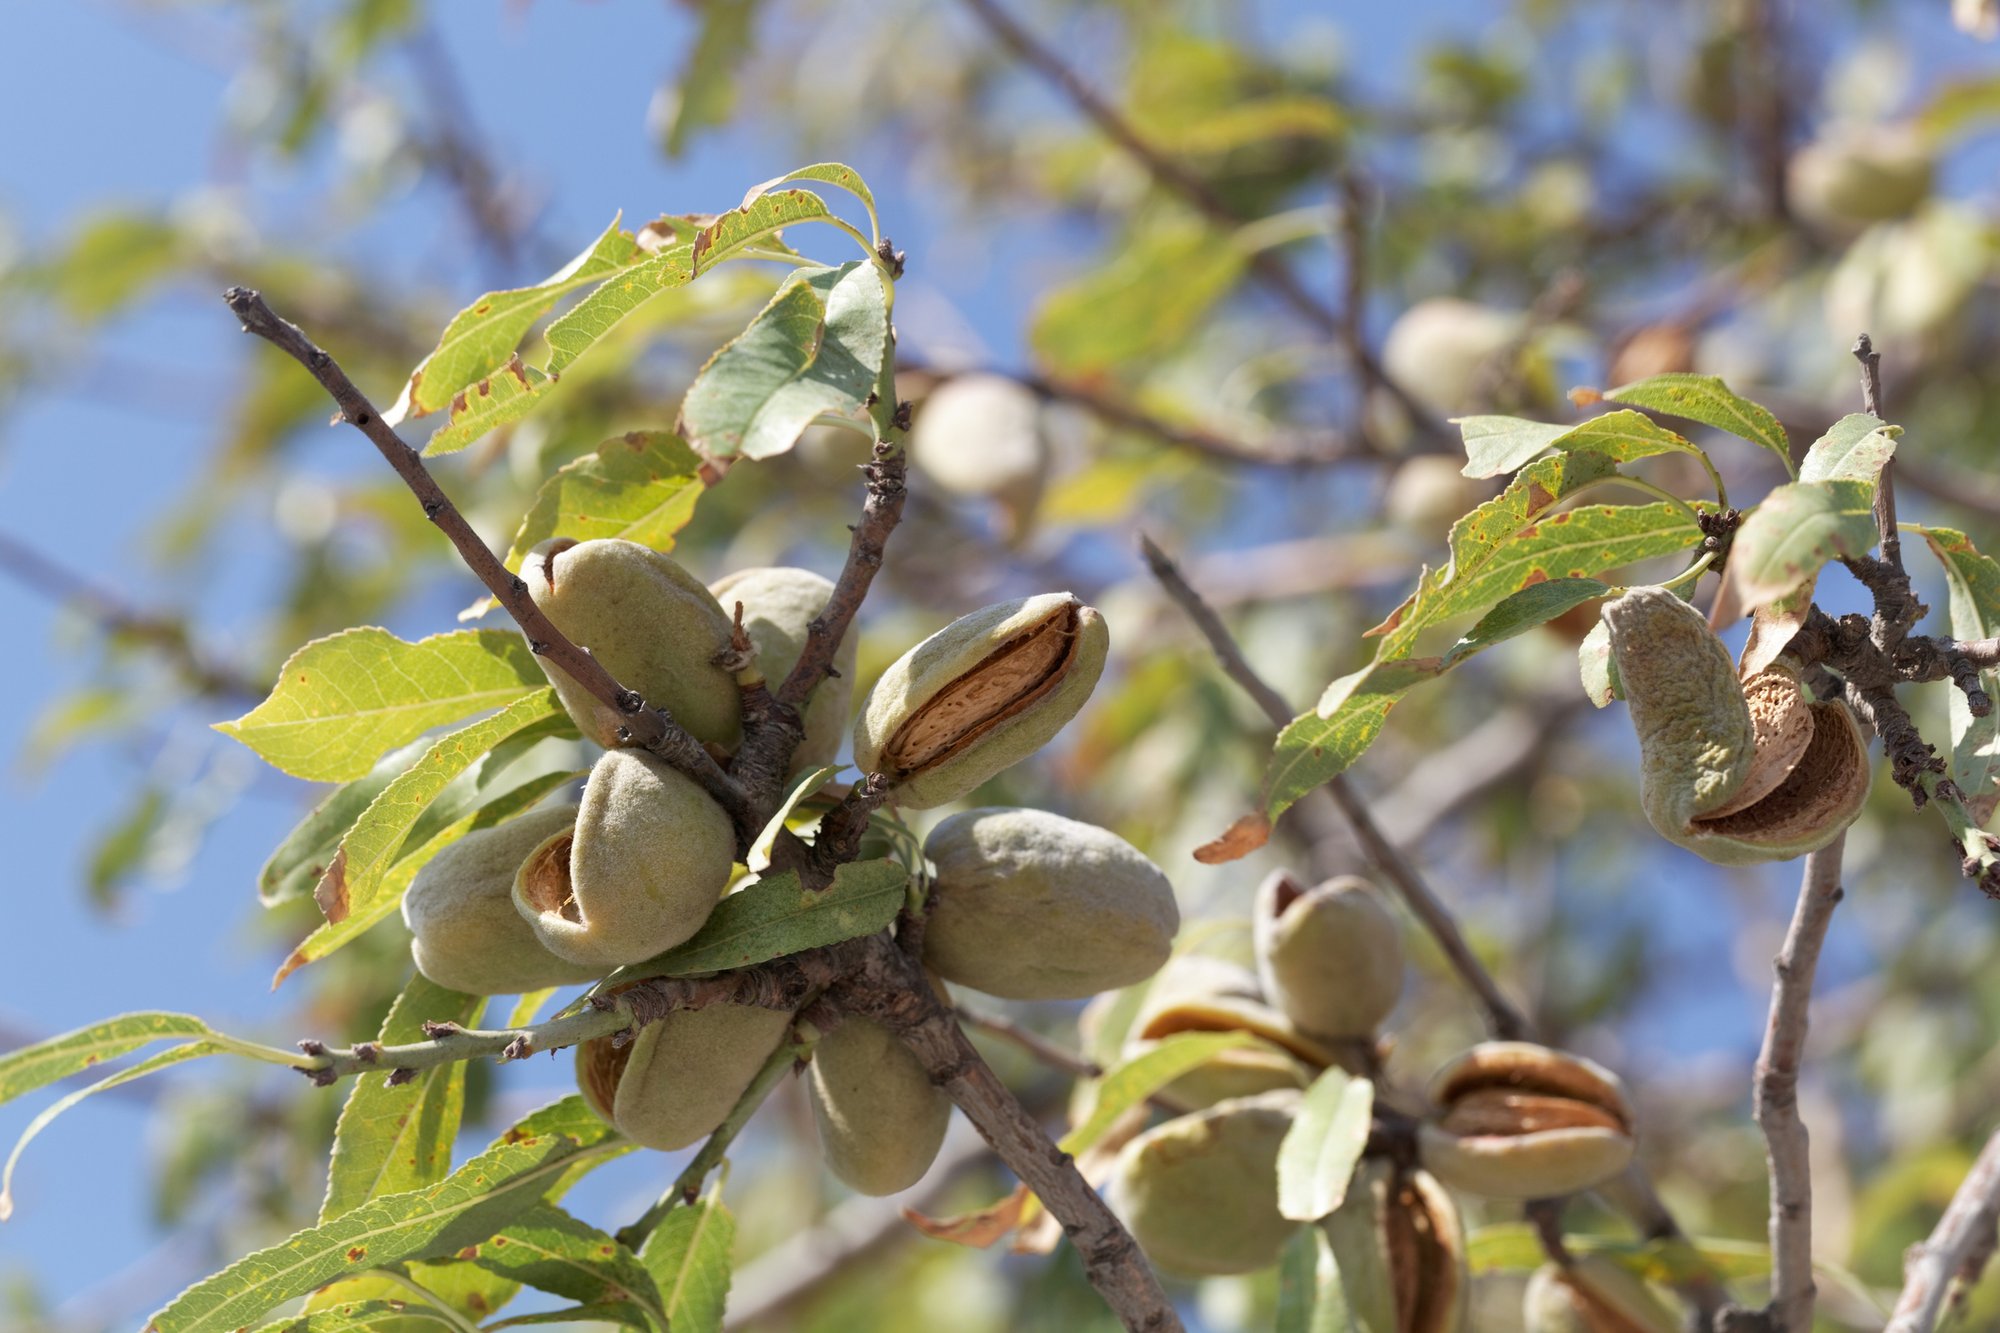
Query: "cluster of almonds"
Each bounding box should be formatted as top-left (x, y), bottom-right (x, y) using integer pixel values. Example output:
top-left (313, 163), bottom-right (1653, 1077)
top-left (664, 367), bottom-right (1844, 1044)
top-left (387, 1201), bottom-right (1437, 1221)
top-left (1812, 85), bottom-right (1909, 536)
top-left (1094, 873), bottom-right (1668, 1330)
top-left (396, 536), bottom-right (1191, 1196)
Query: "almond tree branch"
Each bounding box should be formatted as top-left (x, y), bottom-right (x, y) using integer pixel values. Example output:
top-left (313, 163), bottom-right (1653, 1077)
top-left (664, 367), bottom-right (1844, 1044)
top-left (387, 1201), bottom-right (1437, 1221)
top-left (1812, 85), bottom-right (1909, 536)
top-left (1136, 530), bottom-right (1734, 1322)
top-left (955, 0), bottom-right (1444, 445)
top-left (220, 286), bottom-right (756, 837)
top-left (1885, 1119), bottom-right (2000, 1332)
top-left (1717, 835), bottom-right (1847, 1333)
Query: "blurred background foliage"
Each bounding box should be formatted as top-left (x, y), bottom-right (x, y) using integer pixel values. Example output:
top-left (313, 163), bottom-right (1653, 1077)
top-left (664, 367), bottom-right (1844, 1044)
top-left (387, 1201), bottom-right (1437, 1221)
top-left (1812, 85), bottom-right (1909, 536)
top-left (6, 0), bottom-right (2000, 1329)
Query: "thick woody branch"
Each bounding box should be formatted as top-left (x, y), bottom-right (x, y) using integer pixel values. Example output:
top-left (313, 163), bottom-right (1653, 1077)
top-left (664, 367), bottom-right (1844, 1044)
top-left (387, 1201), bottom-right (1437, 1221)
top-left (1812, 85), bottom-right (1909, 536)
top-left (834, 934), bottom-right (1183, 1333)
top-left (1719, 835), bottom-right (1847, 1333)
top-left (1885, 1120), bottom-right (2000, 1332)
top-left (220, 286), bottom-right (755, 836)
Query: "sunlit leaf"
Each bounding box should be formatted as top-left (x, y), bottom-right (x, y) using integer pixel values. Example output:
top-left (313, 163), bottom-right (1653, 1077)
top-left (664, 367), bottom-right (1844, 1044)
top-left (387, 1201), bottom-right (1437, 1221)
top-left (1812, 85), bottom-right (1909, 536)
top-left (743, 162), bottom-right (880, 240)
top-left (543, 242), bottom-right (698, 378)
top-left (216, 628), bottom-right (544, 783)
top-left (678, 261), bottom-right (888, 460)
top-left (420, 355), bottom-right (558, 457)
top-left (1065, 1031), bottom-right (1260, 1154)
top-left (1276, 1068), bottom-right (1373, 1222)
top-left (690, 187), bottom-right (861, 274)
top-left (1440, 578), bottom-right (1609, 667)
top-left (1923, 527), bottom-right (2000, 822)
top-left (0, 1012), bottom-right (212, 1107)
top-left (1729, 480), bottom-right (1878, 610)
top-left (656, 0), bottom-right (761, 157)
top-left (387, 216), bottom-right (642, 424)
top-left (1604, 373), bottom-right (1789, 469)
top-left (639, 1190), bottom-right (734, 1333)
top-left (1799, 412), bottom-right (1900, 484)
top-left (506, 432), bottom-right (707, 569)
top-left (1031, 214), bottom-right (1245, 376)
top-left (465, 1204), bottom-right (666, 1328)
top-left (146, 1099), bottom-right (620, 1333)
top-left (260, 740), bottom-right (429, 907)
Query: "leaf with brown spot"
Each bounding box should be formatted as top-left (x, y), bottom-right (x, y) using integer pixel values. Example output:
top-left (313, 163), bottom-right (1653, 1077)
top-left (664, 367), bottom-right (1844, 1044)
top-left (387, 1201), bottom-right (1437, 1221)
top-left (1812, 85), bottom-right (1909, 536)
top-left (313, 848), bottom-right (350, 924)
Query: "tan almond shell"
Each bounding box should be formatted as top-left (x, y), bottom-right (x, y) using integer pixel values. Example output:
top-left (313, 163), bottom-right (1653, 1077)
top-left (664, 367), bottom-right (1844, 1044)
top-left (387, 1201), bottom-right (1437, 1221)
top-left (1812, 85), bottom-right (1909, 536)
top-left (1253, 872), bottom-right (1404, 1039)
top-left (708, 566), bottom-right (856, 777)
top-left (575, 1002), bottom-right (793, 1151)
top-left (921, 806), bottom-right (1179, 1001)
top-left (1428, 1042), bottom-right (1635, 1127)
top-left (1699, 667), bottom-right (1815, 819)
top-left (1686, 700), bottom-right (1871, 857)
top-left (523, 537), bottom-right (742, 751)
top-left (808, 1012), bottom-right (953, 1196)
top-left (1320, 1158), bottom-right (1468, 1333)
top-left (401, 804), bottom-right (602, 996)
top-left (1108, 1091), bottom-right (1301, 1276)
top-left (1420, 1042), bottom-right (1637, 1200)
top-left (1524, 1256), bottom-right (1685, 1333)
top-left (512, 748), bottom-right (735, 969)
top-left (851, 593), bottom-right (1109, 809)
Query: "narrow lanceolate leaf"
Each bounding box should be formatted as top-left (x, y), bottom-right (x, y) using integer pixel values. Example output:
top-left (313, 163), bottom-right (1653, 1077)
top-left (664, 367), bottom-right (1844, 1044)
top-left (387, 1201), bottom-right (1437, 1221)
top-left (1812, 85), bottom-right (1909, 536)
top-left (657, 0), bottom-right (761, 157)
top-left (1455, 415), bottom-right (1568, 479)
top-left (1277, 1068), bottom-right (1375, 1222)
top-left (1428, 502), bottom-right (1698, 624)
top-left (1800, 412), bottom-right (1901, 483)
top-left (690, 187), bottom-right (856, 274)
top-left (250, 1299), bottom-right (464, 1332)
top-left (276, 690), bottom-right (563, 985)
top-left (1578, 619), bottom-right (1622, 708)
top-left (1440, 578), bottom-right (1609, 667)
top-left (386, 216), bottom-right (642, 425)
top-left (505, 432), bottom-right (707, 570)
top-left (1604, 372), bottom-right (1789, 468)
top-left (1264, 659), bottom-right (1440, 823)
top-left (320, 976), bottom-right (485, 1222)
top-left (216, 629), bottom-right (545, 783)
top-left (744, 162), bottom-right (879, 240)
top-left (0, 1012), bottom-right (211, 1107)
top-left (1276, 1227), bottom-right (1347, 1333)
top-left (1924, 527), bottom-right (2000, 822)
top-left (2, 1042), bottom-right (216, 1220)
top-left (1729, 479), bottom-right (1878, 610)
top-left (542, 243), bottom-right (697, 377)
top-left (463, 1204), bottom-right (666, 1328)
top-left (421, 355), bottom-right (557, 457)
top-left (146, 1100), bottom-right (619, 1333)
top-left (677, 262), bottom-right (889, 460)
top-left (1065, 1032), bottom-right (1261, 1154)
top-left (1544, 409), bottom-right (1708, 470)
top-left (259, 740), bottom-right (430, 907)
top-left (597, 859), bottom-right (907, 988)
top-left (639, 1191), bottom-right (735, 1333)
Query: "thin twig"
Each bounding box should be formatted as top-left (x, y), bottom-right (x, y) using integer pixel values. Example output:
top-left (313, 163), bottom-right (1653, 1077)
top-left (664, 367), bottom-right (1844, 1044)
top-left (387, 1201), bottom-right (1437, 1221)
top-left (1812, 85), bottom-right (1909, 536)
top-left (1726, 835), bottom-right (1848, 1333)
top-left (957, 1004), bottom-right (1105, 1081)
top-left (1855, 333), bottom-right (1904, 576)
top-left (955, 0), bottom-right (1444, 444)
top-left (221, 286), bottom-right (756, 837)
top-left (1885, 1120), bottom-right (2000, 1332)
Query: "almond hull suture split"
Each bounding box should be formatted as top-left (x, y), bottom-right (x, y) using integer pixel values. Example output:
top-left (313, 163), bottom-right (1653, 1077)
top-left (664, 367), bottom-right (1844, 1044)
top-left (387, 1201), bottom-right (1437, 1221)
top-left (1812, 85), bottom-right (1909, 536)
top-left (1602, 586), bottom-right (1869, 865)
top-left (852, 592), bottom-right (1109, 809)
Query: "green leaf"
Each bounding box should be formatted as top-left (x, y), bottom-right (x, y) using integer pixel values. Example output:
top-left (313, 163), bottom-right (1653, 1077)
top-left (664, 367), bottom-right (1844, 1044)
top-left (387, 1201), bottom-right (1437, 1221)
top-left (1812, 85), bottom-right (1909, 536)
top-left (1923, 527), bottom-right (2000, 822)
top-left (420, 355), bottom-right (557, 457)
top-left (690, 187), bottom-right (861, 275)
top-left (1031, 214), bottom-right (1246, 376)
top-left (0, 1011), bottom-right (212, 1107)
top-left (251, 1299), bottom-right (463, 1332)
top-left (542, 242), bottom-right (698, 378)
top-left (677, 261), bottom-right (889, 460)
top-left (275, 690), bottom-right (564, 986)
top-left (1730, 480), bottom-right (1878, 609)
top-left (260, 741), bottom-right (430, 907)
top-left (1166, 94), bottom-right (1344, 155)
top-left (639, 1192), bottom-right (735, 1333)
top-left (320, 976), bottom-right (485, 1222)
top-left (216, 628), bottom-right (545, 783)
top-left (1064, 1031), bottom-right (1261, 1154)
top-left (1440, 578), bottom-right (1609, 667)
top-left (1276, 1068), bottom-right (1374, 1222)
top-left (386, 216), bottom-right (642, 424)
top-left (1604, 373), bottom-right (1789, 467)
top-left (2, 1042), bottom-right (216, 1220)
top-left (594, 859), bottom-right (907, 990)
top-left (1276, 1227), bottom-right (1346, 1333)
top-left (465, 1204), bottom-right (666, 1329)
top-left (1547, 409), bottom-right (1706, 468)
top-left (1265, 660), bottom-right (1441, 822)
top-left (1465, 1223), bottom-right (1772, 1281)
top-left (1578, 619), bottom-right (1622, 708)
top-left (146, 1099), bottom-right (620, 1333)
top-left (745, 163), bottom-right (880, 241)
top-left (1454, 415), bottom-right (1568, 479)
top-left (656, 1), bottom-right (760, 156)
top-left (1800, 412), bottom-right (1900, 483)
top-left (505, 432), bottom-right (707, 570)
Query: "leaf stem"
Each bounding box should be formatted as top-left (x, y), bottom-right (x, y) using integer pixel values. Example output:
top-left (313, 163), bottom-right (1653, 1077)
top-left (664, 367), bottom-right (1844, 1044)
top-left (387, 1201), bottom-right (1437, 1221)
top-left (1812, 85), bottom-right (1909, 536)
top-left (372, 1268), bottom-right (483, 1333)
